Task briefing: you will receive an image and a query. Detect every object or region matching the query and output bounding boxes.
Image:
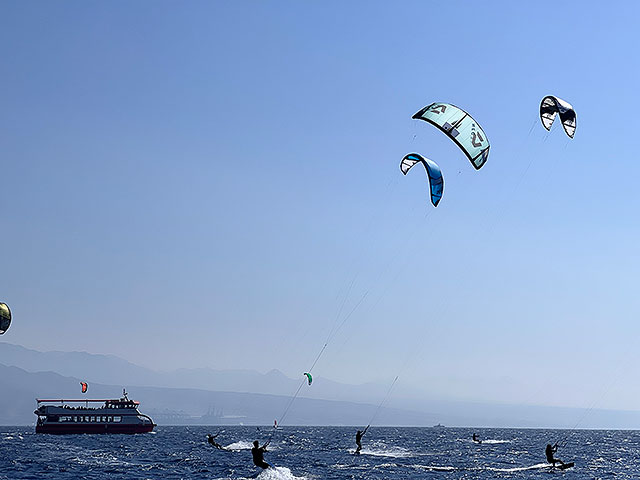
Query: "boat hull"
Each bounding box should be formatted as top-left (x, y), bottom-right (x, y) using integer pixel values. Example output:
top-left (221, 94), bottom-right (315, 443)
top-left (36, 423), bottom-right (155, 434)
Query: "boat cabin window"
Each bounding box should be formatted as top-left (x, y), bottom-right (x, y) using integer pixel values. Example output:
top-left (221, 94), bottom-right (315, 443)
top-left (108, 416), bottom-right (113, 422)
top-left (113, 416), bottom-right (122, 423)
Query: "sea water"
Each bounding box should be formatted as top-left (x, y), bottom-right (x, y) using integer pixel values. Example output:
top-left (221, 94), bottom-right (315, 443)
top-left (0, 426), bottom-right (638, 479)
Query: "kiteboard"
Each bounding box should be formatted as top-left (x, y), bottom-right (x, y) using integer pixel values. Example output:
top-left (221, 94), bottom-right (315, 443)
top-left (554, 462), bottom-right (574, 470)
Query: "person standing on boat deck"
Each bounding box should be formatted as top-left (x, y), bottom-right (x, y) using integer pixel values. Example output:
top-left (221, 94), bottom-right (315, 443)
top-left (355, 425), bottom-right (369, 454)
top-left (252, 439), bottom-right (271, 469)
top-left (545, 443), bottom-right (564, 467)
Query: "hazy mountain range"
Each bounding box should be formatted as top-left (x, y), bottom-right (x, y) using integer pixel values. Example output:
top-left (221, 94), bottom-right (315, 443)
top-left (0, 342), bottom-right (386, 403)
top-left (2, 342), bottom-right (640, 429)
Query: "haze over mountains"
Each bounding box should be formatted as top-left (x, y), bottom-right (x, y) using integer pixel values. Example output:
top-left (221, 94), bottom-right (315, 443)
top-left (0, 342), bottom-right (390, 403)
top-left (2, 342), bottom-right (640, 429)
top-left (0, 342), bottom-right (435, 426)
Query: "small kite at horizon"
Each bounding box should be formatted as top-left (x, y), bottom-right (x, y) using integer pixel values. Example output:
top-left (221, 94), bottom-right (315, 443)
top-left (303, 372), bottom-right (312, 386)
top-left (0, 303), bottom-right (11, 335)
top-left (400, 153), bottom-right (444, 207)
top-left (80, 382), bottom-right (88, 393)
top-left (540, 95), bottom-right (576, 138)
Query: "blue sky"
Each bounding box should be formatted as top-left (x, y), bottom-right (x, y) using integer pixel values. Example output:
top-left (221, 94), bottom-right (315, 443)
top-left (2, 1), bottom-right (640, 412)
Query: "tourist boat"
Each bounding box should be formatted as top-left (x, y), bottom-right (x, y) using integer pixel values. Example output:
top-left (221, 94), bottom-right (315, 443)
top-left (34, 390), bottom-right (155, 434)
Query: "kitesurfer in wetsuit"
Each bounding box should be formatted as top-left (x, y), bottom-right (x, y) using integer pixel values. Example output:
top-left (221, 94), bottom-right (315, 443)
top-left (252, 440), bottom-right (271, 469)
top-left (545, 443), bottom-right (564, 467)
top-left (472, 433), bottom-right (481, 443)
top-left (355, 425), bottom-right (369, 454)
top-left (207, 432), bottom-right (225, 450)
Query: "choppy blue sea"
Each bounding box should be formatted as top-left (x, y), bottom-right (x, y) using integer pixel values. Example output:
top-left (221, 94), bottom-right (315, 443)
top-left (1, 426), bottom-right (638, 479)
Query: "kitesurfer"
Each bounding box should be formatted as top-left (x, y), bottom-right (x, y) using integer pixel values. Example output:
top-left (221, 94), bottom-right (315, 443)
top-left (545, 443), bottom-right (564, 467)
top-left (252, 440), bottom-right (271, 469)
top-left (355, 425), bottom-right (369, 454)
top-left (207, 433), bottom-right (225, 450)
top-left (472, 433), bottom-right (481, 443)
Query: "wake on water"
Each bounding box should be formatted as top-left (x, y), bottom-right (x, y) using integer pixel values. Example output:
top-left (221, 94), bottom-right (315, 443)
top-left (345, 438), bottom-right (515, 473)
top-left (223, 440), bottom-right (282, 451)
top-left (225, 441), bottom-right (254, 451)
top-left (488, 462), bottom-right (553, 472)
top-left (410, 464), bottom-right (456, 472)
top-left (458, 438), bottom-right (511, 444)
top-left (349, 439), bottom-right (510, 459)
top-left (348, 445), bottom-right (414, 458)
top-left (232, 466), bottom-right (306, 480)
top-left (456, 438), bottom-right (511, 446)
top-left (342, 460), bottom-right (563, 475)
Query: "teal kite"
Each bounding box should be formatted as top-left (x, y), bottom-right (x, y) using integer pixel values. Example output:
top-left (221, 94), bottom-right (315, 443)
top-left (412, 103), bottom-right (490, 170)
top-left (400, 153), bottom-right (444, 207)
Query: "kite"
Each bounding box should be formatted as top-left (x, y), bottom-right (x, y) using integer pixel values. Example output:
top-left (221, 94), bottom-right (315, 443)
top-left (303, 372), bottom-right (312, 386)
top-left (412, 102), bottom-right (490, 170)
top-left (400, 153), bottom-right (444, 207)
top-left (540, 95), bottom-right (576, 138)
top-left (0, 303), bottom-right (11, 335)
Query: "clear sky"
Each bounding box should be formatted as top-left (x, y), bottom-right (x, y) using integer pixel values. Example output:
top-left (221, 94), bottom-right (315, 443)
top-left (2, 1), bottom-right (640, 413)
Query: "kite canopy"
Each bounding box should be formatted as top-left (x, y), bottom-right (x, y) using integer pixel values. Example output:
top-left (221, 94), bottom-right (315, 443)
top-left (303, 372), bottom-right (312, 385)
top-left (400, 153), bottom-right (444, 207)
top-left (540, 95), bottom-right (576, 138)
top-left (0, 303), bottom-right (11, 335)
top-left (412, 103), bottom-right (490, 170)
top-left (80, 382), bottom-right (88, 394)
